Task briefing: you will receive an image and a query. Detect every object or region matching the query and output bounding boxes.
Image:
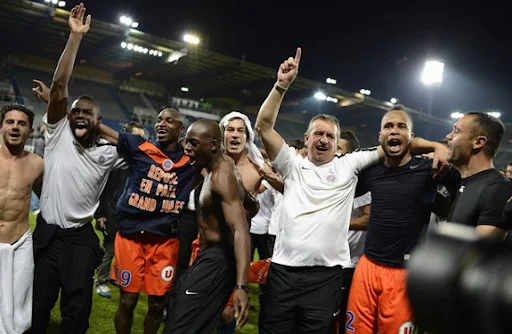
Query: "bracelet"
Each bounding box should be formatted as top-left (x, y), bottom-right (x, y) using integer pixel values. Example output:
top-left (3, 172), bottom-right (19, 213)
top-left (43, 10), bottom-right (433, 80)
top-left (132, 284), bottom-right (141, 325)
top-left (235, 284), bottom-right (249, 293)
top-left (274, 84), bottom-right (288, 93)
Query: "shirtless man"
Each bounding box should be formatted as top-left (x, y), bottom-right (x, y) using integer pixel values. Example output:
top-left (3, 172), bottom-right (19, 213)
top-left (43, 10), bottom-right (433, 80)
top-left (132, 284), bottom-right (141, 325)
top-left (220, 112), bottom-right (282, 194)
top-left (165, 119), bottom-right (251, 333)
top-left (0, 104), bottom-right (44, 333)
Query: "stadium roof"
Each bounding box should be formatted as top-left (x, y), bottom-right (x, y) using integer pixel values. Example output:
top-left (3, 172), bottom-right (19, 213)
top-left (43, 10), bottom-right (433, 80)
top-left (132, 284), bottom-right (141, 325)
top-left (0, 0), bottom-right (452, 127)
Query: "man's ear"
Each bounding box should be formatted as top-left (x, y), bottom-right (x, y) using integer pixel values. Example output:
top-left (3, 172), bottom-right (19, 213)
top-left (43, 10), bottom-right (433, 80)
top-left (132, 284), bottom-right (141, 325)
top-left (472, 135), bottom-right (488, 150)
top-left (212, 139), bottom-right (219, 153)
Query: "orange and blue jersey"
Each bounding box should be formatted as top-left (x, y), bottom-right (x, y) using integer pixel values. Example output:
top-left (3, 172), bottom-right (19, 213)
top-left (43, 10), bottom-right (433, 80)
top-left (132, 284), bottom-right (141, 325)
top-left (116, 132), bottom-right (195, 237)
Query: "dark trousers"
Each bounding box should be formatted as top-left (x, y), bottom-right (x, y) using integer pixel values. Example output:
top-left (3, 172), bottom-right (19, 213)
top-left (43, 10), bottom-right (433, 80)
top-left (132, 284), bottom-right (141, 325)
top-left (337, 268), bottom-right (355, 333)
top-left (175, 210), bottom-right (198, 281)
top-left (253, 234), bottom-right (276, 333)
top-left (95, 234), bottom-right (115, 286)
top-left (165, 246), bottom-right (236, 334)
top-left (32, 217), bottom-right (101, 334)
top-left (250, 233), bottom-right (273, 260)
top-left (259, 263), bottom-right (343, 334)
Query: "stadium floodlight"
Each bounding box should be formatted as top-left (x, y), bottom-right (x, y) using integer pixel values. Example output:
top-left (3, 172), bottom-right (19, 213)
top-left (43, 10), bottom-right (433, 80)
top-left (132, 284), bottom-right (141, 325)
top-left (119, 15), bottom-right (135, 27)
top-left (421, 60), bottom-right (444, 86)
top-left (44, 0), bottom-right (51, 2)
top-left (127, 43), bottom-right (134, 50)
top-left (487, 111), bottom-right (501, 118)
top-left (326, 96), bottom-right (338, 103)
top-left (314, 92), bottom-right (327, 101)
top-left (451, 112), bottom-right (464, 119)
top-left (181, 87), bottom-right (189, 92)
top-left (326, 78), bottom-right (337, 85)
top-left (390, 97), bottom-right (398, 104)
top-left (183, 33), bottom-right (200, 45)
top-left (131, 21), bottom-right (139, 28)
top-left (57, 1), bottom-right (66, 7)
top-left (359, 89), bottom-right (371, 96)
top-left (121, 42), bottom-right (127, 48)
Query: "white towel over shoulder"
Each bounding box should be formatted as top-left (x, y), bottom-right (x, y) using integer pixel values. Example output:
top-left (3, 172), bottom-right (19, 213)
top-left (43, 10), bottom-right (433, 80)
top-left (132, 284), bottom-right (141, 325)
top-left (0, 229), bottom-right (34, 334)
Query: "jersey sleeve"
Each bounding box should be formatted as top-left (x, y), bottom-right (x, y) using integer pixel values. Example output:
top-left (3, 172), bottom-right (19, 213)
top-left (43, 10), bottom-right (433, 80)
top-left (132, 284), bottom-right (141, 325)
top-left (117, 132), bottom-right (146, 157)
top-left (477, 182), bottom-right (512, 227)
top-left (354, 191), bottom-right (372, 209)
top-left (345, 148), bottom-right (380, 174)
top-left (43, 113), bottom-right (69, 150)
top-left (271, 141), bottom-right (299, 179)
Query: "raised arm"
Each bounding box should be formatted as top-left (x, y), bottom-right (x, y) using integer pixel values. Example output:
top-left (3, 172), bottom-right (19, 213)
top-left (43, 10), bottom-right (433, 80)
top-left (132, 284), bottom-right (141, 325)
top-left (410, 138), bottom-right (449, 170)
top-left (47, 3), bottom-right (91, 124)
top-left (211, 166), bottom-right (251, 328)
top-left (255, 48), bottom-right (301, 161)
top-left (32, 80), bottom-right (50, 103)
top-left (98, 123), bottom-right (120, 145)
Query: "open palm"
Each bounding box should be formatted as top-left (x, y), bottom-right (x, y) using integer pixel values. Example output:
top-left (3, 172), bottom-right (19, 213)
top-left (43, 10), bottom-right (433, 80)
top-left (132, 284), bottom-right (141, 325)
top-left (69, 3), bottom-right (91, 34)
top-left (277, 47), bottom-right (302, 87)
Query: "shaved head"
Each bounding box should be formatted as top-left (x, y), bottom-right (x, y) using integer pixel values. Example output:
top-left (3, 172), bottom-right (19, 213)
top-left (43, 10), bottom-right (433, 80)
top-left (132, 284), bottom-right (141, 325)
top-left (188, 119), bottom-right (222, 141)
top-left (184, 119), bottom-right (222, 169)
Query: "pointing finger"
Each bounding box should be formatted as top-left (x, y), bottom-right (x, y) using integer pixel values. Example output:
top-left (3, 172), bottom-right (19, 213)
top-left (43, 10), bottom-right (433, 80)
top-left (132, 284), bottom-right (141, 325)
top-left (295, 47), bottom-right (302, 64)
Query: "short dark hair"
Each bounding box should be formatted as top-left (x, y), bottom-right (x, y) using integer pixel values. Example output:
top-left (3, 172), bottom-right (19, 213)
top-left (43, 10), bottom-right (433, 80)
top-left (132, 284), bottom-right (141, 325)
top-left (387, 104), bottom-right (413, 131)
top-left (288, 138), bottom-right (305, 150)
top-left (339, 130), bottom-right (360, 151)
top-left (508, 162), bottom-right (512, 167)
top-left (76, 95), bottom-right (100, 113)
top-left (466, 112), bottom-right (504, 158)
top-left (0, 104), bottom-right (35, 128)
top-left (123, 122), bottom-right (144, 133)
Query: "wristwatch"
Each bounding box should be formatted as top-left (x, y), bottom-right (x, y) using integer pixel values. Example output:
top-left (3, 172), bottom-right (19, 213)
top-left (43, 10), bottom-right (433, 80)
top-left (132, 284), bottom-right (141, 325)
top-left (235, 284), bottom-right (249, 293)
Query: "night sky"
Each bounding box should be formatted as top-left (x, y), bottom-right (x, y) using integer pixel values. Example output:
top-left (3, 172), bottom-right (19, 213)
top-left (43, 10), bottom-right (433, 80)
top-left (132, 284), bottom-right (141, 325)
top-left (82, 0), bottom-right (512, 122)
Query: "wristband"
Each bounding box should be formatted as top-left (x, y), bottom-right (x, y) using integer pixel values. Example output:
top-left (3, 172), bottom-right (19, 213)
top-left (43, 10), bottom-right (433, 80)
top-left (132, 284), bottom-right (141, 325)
top-left (235, 284), bottom-right (249, 293)
top-left (274, 84), bottom-right (288, 93)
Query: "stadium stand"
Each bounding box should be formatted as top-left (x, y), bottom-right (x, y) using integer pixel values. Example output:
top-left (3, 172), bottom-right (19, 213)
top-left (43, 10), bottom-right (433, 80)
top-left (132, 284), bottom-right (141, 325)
top-left (0, 0), bottom-right (509, 167)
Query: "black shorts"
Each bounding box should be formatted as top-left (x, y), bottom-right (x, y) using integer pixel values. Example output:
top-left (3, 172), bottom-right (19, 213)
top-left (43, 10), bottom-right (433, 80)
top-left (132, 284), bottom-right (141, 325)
top-left (165, 245), bottom-right (236, 334)
top-left (259, 263), bottom-right (343, 334)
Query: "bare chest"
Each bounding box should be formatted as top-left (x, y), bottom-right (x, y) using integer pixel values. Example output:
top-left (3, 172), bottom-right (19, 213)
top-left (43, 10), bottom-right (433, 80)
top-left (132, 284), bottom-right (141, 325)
top-left (236, 163), bottom-right (262, 193)
top-left (0, 160), bottom-right (36, 196)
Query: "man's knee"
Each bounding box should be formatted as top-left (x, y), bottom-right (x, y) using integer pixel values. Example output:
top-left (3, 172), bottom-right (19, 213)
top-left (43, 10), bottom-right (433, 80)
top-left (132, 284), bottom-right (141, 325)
top-left (147, 295), bottom-right (166, 314)
top-left (118, 291), bottom-right (139, 313)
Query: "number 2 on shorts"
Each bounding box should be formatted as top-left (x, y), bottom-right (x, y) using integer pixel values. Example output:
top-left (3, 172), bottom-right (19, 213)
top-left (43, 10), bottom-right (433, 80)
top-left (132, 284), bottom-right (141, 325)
top-left (345, 310), bottom-right (355, 332)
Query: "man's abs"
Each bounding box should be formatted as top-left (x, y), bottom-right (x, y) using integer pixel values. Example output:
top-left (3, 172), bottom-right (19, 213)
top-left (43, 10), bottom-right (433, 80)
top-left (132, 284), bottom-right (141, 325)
top-left (0, 219), bottom-right (30, 244)
top-left (0, 193), bottom-right (31, 244)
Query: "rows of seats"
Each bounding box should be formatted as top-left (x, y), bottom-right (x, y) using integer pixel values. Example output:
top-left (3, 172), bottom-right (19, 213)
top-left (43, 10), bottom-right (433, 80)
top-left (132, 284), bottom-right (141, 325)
top-left (4, 66), bottom-right (429, 159)
top-left (13, 68), bottom-right (128, 126)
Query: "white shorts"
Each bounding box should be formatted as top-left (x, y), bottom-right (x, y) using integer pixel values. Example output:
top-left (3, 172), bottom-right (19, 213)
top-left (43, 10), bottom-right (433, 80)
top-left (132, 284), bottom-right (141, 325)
top-left (0, 229), bottom-right (34, 334)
